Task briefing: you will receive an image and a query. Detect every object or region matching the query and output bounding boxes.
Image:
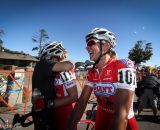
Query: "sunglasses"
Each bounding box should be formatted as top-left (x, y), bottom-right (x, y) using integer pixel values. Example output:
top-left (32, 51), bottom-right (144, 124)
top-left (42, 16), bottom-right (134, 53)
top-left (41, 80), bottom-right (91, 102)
top-left (86, 39), bottom-right (99, 48)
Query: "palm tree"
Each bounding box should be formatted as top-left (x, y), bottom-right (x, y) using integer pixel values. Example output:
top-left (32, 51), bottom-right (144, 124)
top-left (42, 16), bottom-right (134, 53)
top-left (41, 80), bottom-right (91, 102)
top-left (0, 29), bottom-right (5, 51)
top-left (32, 29), bottom-right (49, 56)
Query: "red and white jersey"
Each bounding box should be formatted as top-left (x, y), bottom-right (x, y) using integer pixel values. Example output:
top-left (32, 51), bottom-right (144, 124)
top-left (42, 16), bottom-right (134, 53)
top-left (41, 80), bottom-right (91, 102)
top-left (53, 70), bottom-right (77, 130)
top-left (54, 70), bottom-right (76, 98)
top-left (86, 58), bottom-right (137, 119)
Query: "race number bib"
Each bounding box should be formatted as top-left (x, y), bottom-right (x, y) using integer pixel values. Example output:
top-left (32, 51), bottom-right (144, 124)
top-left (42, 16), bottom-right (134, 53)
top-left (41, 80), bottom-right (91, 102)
top-left (59, 72), bottom-right (74, 83)
top-left (117, 68), bottom-right (137, 91)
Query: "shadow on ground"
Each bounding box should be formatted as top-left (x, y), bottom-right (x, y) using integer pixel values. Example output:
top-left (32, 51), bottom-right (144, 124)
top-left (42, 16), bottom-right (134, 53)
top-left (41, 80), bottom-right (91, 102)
top-left (136, 115), bottom-right (160, 124)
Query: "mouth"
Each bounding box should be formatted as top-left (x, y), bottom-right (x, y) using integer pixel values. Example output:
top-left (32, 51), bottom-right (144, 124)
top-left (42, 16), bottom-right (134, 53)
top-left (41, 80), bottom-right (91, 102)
top-left (89, 52), bottom-right (94, 59)
top-left (89, 51), bottom-right (93, 56)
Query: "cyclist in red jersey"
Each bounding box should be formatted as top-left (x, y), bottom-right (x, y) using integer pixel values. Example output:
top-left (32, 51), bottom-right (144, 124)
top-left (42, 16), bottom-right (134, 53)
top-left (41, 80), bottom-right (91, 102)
top-left (66, 28), bottom-right (138, 130)
top-left (51, 42), bottom-right (78, 130)
top-left (32, 42), bottom-right (78, 130)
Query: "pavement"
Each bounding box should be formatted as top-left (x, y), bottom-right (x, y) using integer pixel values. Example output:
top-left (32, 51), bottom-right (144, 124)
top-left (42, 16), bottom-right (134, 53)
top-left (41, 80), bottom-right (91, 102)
top-left (0, 81), bottom-right (160, 130)
top-left (0, 103), bottom-right (160, 130)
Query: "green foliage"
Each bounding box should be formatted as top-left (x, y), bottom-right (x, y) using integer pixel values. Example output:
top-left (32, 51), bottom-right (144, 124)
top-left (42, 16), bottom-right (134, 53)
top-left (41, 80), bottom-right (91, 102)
top-left (0, 29), bottom-right (5, 37)
top-left (85, 60), bottom-right (94, 68)
top-left (128, 41), bottom-right (153, 65)
top-left (32, 47), bottom-right (39, 51)
top-left (75, 62), bottom-right (85, 68)
top-left (32, 29), bottom-right (49, 56)
top-left (0, 29), bottom-right (5, 51)
top-left (0, 39), bottom-right (3, 47)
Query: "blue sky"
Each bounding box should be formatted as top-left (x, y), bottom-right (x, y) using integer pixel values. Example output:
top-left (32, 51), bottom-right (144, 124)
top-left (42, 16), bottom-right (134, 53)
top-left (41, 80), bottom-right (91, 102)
top-left (0, 0), bottom-right (160, 66)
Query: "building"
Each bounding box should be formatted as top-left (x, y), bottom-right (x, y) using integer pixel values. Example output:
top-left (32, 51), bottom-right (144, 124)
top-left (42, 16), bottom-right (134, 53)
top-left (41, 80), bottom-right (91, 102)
top-left (0, 49), bottom-right (38, 68)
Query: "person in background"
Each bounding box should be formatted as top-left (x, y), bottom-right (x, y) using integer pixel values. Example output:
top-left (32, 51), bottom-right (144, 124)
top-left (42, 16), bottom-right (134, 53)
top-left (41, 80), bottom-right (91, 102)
top-left (137, 68), bottom-right (160, 121)
top-left (157, 69), bottom-right (160, 79)
top-left (32, 41), bottom-right (76, 130)
top-left (66, 27), bottom-right (138, 130)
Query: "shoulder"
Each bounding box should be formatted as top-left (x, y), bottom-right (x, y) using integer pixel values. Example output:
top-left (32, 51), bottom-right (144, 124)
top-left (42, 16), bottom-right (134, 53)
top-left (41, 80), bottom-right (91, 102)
top-left (87, 69), bottom-right (93, 74)
top-left (87, 68), bottom-right (96, 77)
top-left (117, 58), bottom-right (135, 68)
top-left (34, 61), bottom-right (56, 77)
top-left (36, 60), bottom-right (56, 68)
top-left (116, 59), bottom-right (136, 91)
top-left (59, 71), bottom-right (76, 82)
top-left (116, 58), bottom-right (136, 78)
top-left (86, 69), bottom-right (97, 82)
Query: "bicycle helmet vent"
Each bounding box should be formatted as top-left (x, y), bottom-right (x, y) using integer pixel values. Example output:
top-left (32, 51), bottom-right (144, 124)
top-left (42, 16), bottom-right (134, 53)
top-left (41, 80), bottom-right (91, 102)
top-left (86, 28), bottom-right (116, 48)
top-left (40, 41), bottom-right (65, 60)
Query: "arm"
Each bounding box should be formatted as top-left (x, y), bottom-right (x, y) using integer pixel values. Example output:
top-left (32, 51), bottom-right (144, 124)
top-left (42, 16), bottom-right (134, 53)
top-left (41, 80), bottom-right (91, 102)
top-left (52, 60), bottom-right (74, 72)
top-left (66, 85), bottom-right (93, 130)
top-left (54, 85), bottom-right (78, 107)
top-left (155, 77), bottom-right (160, 84)
top-left (109, 89), bottom-right (134, 130)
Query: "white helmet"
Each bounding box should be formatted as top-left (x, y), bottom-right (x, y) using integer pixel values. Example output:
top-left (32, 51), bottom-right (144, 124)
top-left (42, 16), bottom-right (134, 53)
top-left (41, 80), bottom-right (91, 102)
top-left (85, 28), bottom-right (116, 48)
top-left (40, 41), bottom-right (66, 60)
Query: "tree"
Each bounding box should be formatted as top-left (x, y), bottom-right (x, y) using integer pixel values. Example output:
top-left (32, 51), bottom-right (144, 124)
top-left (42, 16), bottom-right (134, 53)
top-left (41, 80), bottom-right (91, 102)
top-left (75, 62), bottom-right (85, 69)
top-left (0, 29), bottom-right (5, 51)
top-left (32, 29), bottom-right (49, 56)
top-left (84, 60), bottom-right (94, 69)
top-left (128, 41), bottom-right (153, 66)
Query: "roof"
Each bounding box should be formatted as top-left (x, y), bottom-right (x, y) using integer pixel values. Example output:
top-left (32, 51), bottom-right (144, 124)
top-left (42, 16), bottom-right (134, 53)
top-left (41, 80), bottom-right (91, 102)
top-left (0, 51), bottom-right (38, 61)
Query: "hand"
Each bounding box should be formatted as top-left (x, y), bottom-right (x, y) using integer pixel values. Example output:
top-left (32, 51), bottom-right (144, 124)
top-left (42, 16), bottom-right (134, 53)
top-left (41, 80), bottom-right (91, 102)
top-left (52, 60), bottom-right (74, 72)
top-left (63, 60), bottom-right (75, 70)
top-left (33, 96), bottom-right (45, 111)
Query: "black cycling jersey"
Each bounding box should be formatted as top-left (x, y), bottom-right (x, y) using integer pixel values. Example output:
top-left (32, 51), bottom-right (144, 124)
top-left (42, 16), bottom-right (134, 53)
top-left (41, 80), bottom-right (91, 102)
top-left (32, 60), bottom-right (57, 101)
top-left (32, 60), bottom-right (58, 130)
top-left (142, 74), bottom-right (159, 88)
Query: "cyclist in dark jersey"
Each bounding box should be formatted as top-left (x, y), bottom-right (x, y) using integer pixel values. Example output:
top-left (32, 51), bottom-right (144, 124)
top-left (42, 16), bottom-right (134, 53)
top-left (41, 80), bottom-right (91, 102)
top-left (67, 28), bottom-right (138, 130)
top-left (137, 68), bottom-right (160, 120)
top-left (32, 42), bottom-right (75, 130)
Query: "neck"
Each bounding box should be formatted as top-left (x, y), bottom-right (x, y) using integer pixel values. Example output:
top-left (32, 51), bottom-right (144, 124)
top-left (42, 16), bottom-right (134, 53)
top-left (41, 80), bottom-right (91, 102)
top-left (96, 54), bottom-right (111, 69)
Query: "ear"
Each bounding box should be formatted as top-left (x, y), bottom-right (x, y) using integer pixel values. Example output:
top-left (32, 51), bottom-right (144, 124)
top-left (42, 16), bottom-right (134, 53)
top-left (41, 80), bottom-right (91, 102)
top-left (103, 41), bottom-right (110, 48)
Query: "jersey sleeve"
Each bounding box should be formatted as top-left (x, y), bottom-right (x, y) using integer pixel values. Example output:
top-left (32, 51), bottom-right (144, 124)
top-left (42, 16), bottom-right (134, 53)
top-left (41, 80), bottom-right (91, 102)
top-left (85, 70), bottom-right (95, 88)
top-left (117, 59), bottom-right (137, 91)
top-left (60, 70), bottom-right (76, 89)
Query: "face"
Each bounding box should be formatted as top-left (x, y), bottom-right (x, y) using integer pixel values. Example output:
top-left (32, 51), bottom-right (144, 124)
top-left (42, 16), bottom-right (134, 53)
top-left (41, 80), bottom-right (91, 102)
top-left (86, 39), bottom-right (111, 61)
top-left (86, 39), bottom-right (101, 61)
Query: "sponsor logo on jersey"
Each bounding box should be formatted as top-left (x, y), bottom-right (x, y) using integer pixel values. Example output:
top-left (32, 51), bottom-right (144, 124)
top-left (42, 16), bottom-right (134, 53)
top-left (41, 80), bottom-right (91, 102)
top-left (106, 70), bottom-right (112, 75)
top-left (93, 82), bottom-right (116, 97)
top-left (54, 78), bottom-right (60, 85)
top-left (65, 80), bottom-right (75, 87)
top-left (54, 78), bottom-right (63, 85)
top-left (103, 77), bottom-right (112, 80)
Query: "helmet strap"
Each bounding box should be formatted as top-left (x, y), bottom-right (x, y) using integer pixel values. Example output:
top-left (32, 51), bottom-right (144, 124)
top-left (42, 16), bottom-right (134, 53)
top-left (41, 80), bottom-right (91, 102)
top-left (92, 40), bottom-right (108, 71)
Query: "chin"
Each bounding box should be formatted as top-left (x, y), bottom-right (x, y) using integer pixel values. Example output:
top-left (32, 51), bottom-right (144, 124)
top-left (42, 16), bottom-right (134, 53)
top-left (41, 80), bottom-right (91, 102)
top-left (90, 57), bottom-right (96, 62)
top-left (89, 56), bottom-right (93, 60)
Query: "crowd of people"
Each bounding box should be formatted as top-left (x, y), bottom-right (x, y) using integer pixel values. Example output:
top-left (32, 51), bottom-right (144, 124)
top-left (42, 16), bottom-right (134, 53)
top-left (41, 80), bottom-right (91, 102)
top-left (30, 27), bottom-right (159, 130)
